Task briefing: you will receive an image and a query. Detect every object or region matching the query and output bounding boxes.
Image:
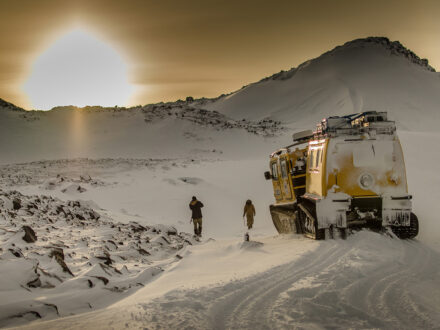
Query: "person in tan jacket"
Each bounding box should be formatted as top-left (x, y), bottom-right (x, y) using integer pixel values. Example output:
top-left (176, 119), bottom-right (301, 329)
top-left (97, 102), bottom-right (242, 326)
top-left (243, 199), bottom-right (256, 230)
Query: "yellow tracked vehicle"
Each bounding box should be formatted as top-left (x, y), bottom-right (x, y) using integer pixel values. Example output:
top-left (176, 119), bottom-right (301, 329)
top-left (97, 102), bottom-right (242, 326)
top-left (264, 111), bottom-right (418, 239)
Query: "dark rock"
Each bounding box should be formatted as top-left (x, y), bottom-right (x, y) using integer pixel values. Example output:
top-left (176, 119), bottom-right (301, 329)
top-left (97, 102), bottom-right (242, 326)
top-left (96, 253), bottom-right (113, 266)
top-left (167, 227), bottom-right (178, 235)
top-left (89, 211), bottom-right (100, 220)
top-left (107, 240), bottom-right (118, 249)
top-left (27, 276), bottom-right (41, 288)
top-left (131, 223), bottom-right (147, 232)
top-left (69, 201), bottom-right (81, 208)
top-left (22, 225), bottom-right (37, 243)
top-left (92, 276), bottom-right (109, 285)
top-left (49, 248), bottom-right (74, 276)
top-left (44, 303), bottom-right (59, 316)
top-left (50, 247), bottom-right (65, 260)
top-left (56, 205), bottom-right (66, 216)
top-left (9, 248), bottom-right (23, 258)
top-left (11, 310), bottom-right (42, 320)
top-left (12, 198), bottom-right (21, 210)
top-left (161, 235), bottom-right (171, 244)
top-left (27, 202), bottom-right (38, 210)
top-left (138, 248), bottom-right (150, 256)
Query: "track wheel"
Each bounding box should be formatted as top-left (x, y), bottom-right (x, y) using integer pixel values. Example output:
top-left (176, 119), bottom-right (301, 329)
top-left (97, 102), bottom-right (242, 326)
top-left (407, 212), bottom-right (419, 239)
top-left (391, 212), bottom-right (419, 239)
top-left (298, 203), bottom-right (325, 240)
top-left (338, 228), bottom-right (347, 240)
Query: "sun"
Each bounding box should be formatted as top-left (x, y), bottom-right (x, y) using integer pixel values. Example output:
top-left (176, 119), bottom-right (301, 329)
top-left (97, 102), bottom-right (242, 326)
top-left (23, 29), bottom-right (134, 110)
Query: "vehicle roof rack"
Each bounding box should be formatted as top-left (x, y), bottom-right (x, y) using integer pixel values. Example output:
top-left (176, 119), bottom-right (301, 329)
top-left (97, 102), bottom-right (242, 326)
top-left (317, 111), bottom-right (395, 137)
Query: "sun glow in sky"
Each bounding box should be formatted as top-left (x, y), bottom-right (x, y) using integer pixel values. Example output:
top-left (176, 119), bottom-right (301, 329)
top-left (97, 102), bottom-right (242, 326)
top-left (23, 29), bottom-right (133, 110)
top-left (1, 1), bottom-right (440, 109)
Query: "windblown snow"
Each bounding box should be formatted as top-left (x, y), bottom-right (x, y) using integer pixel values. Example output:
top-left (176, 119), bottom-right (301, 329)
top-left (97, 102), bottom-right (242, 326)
top-left (1, 37), bottom-right (440, 329)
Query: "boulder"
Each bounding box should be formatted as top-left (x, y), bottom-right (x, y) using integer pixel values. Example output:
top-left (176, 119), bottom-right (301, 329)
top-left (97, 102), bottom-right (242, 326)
top-left (12, 198), bottom-right (21, 210)
top-left (22, 226), bottom-right (37, 243)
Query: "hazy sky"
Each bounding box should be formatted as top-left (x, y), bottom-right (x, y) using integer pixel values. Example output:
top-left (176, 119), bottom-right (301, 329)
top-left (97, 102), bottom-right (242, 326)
top-left (0, 0), bottom-right (439, 109)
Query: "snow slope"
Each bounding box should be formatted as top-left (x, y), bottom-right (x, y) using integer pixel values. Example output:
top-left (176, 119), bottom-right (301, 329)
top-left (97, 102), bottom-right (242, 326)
top-left (205, 37), bottom-right (440, 131)
top-left (0, 103), bottom-right (283, 165)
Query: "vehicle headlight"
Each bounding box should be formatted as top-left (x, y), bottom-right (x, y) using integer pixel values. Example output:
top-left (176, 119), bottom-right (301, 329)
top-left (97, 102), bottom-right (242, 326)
top-left (359, 173), bottom-right (374, 190)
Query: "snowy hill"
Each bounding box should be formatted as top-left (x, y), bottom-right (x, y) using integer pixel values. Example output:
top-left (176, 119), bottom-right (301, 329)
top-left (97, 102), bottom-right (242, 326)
top-left (205, 37), bottom-right (440, 131)
top-left (0, 101), bottom-right (283, 164)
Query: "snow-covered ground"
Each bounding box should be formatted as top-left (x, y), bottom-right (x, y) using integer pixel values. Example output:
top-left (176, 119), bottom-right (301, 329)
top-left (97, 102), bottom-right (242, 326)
top-left (3, 130), bottom-right (440, 329)
top-left (1, 37), bottom-right (440, 329)
top-left (17, 232), bottom-right (440, 330)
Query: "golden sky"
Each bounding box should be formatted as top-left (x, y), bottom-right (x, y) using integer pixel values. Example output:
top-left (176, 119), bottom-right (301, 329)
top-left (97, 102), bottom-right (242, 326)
top-left (0, 0), bottom-right (439, 109)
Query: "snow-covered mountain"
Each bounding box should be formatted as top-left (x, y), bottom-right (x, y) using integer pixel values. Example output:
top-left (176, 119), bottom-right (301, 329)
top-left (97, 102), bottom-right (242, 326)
top-left (205, 37), bottom-right (440, 131)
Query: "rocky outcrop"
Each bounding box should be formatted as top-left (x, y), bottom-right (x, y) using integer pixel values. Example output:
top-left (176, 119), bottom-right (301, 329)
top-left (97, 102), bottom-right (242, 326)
top-left (0, 189), bottom-right (199, 327)
top-left (142, 103), bottom-right (283, 136)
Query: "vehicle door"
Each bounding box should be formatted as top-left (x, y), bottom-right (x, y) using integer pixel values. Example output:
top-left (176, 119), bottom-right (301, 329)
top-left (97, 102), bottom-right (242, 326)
top-left (279, 156), bottom-right (293, 200)
top-left (270, 160), bottom-right (283, 201)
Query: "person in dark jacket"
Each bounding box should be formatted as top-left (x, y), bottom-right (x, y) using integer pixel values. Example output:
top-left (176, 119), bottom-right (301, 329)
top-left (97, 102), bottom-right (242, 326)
top-left (189, 196), bottom-right (204, 236)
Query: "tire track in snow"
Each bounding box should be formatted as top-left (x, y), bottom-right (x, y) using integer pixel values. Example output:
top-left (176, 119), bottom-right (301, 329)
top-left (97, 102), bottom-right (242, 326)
top-left (359, 239), bottom-right (439, 329)
top-left (264, 233), bottom-right (440, 329)
top-left (130, 232), bottom-right (440, 329)
top-left (210, 240), bottom-right (348, 330)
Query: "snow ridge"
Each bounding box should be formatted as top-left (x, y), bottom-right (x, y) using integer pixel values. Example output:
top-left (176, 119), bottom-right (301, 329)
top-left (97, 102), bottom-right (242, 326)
top-left (258, 36), bottom-right (435, 85)
top-left (0, 98), bottom-right (25, 112)
top-left (329, 37), bottom-right (435, 71)
top-left (142, 102), bottom-right (284, 136)
top-left (0, 101), bottom-right (284, 137)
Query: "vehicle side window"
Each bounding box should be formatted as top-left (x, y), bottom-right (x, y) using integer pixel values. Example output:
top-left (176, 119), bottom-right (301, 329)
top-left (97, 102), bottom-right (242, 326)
top-left (271, 162), bottom-right (278, 180)
top-left (280, 159), bottom-right (288, 178)
top-left (315, 149), bottom-right (321, 168)
top-left (308, 149), bottom-right (315, 170)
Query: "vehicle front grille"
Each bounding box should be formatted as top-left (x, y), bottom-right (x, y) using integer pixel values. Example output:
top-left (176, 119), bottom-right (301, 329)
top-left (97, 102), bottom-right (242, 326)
top-left (351, 196), bottom-right (382, 218)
